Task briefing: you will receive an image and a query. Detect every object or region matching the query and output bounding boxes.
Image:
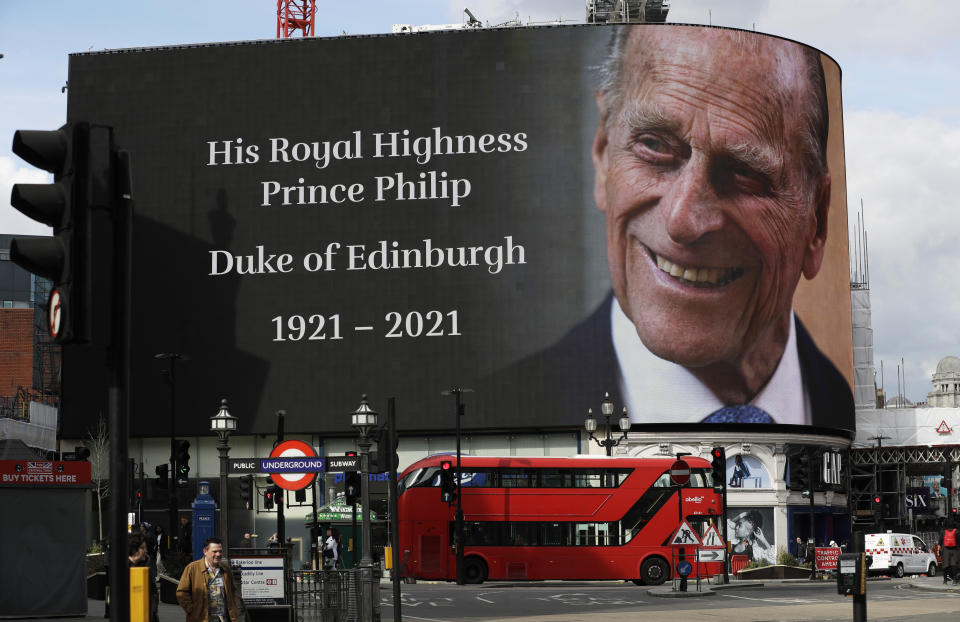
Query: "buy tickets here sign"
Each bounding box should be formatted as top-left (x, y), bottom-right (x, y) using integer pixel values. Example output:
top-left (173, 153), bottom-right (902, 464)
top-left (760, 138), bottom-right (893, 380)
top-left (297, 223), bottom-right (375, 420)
top-left (0, 460), bottom-right (92, 486)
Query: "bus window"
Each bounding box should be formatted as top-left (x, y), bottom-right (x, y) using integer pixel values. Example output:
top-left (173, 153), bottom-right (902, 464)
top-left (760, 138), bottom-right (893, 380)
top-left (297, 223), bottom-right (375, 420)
top-left (541, 470), bottom-right (572, 488)
top-left (402, 466), bottom-right (441, 491)
top-left (653, 472), bottom-right (673, 487)
top-left (460, 471), bottom-right (493, 487)
top-left (501, 470), bottom-right (536, 488)
top-left (573, 470), bottom-right (603, 488)
top-left (688, 469), bottom-right (714, 488)
top-left (507, 523), bottom-right (537, 546)
top-left (463, 521), bottom-right (500, 546)
top-left (541, 523), bottom-right (564, 546)
top-left (604, 469), bottom-right (632, 487)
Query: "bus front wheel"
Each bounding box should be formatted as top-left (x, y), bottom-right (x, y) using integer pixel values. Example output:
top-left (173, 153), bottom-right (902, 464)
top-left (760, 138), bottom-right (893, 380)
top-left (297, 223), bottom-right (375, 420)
top-left (640, 557), bottom-right (669, 586)
top-left (463, 557), bottom-right (488, 584)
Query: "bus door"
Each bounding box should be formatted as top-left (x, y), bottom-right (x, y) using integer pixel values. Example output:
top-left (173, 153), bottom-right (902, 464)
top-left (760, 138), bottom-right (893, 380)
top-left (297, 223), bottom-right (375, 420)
top-left (416, 520), bottom-right (449, 577)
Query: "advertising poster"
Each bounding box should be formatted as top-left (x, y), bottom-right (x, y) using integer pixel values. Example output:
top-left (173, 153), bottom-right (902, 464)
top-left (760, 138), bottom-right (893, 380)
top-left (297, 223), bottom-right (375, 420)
top-left (61, 24), bottom-right (853, 438)
top-left (728, 507), bottom-right (775, 565)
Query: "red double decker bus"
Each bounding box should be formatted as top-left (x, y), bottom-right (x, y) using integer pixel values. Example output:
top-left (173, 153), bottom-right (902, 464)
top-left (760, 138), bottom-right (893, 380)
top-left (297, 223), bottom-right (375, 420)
top-left (396, 454), bottom-right (722, 584)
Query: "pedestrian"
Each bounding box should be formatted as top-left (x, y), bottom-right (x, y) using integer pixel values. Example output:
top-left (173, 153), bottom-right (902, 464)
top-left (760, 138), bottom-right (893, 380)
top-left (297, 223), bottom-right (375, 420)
top-left (794, 536), bottom-right (806, 562)
top-left (154, 525), bottom-right (168, 573)
top-left (176, 537), bottom-right (240, 622)
top-left (941, 519), bottom-right (959, 585)
top-left (267, 532), bottom-right (281, 550)
top-left (238, 532), bottom-right (252, 548)
top-left (129, 534), bottom-right (160, 622)
top-left (178, 516), bottom-right (193, 555)
top-left (322, 528), bottom-right (339, 570)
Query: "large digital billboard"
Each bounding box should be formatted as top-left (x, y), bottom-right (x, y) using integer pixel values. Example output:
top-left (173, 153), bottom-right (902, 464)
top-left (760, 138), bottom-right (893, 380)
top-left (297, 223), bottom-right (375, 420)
top-left (61, 24), bottom-right (854, 437)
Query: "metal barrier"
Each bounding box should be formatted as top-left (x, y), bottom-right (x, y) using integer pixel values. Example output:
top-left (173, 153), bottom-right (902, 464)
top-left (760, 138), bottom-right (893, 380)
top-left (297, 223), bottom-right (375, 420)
top-left (730, 555), bottom-right (751, 576)
top-left (290, 569), bottom-right (380, 622)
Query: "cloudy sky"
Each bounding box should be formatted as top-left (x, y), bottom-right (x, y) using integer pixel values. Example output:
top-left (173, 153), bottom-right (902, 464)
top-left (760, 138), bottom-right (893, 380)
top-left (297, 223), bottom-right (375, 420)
top-left (2, 0), bottom-right (958, 405)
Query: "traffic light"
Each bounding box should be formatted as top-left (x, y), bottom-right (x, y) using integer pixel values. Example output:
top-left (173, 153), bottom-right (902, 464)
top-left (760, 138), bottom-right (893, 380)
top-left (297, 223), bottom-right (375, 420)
top-left (175, 440), bottom-right (190, 487)
top-left (264, 487), bottom-right (276, 510)
top-left (710, 446), bottom-right (726, 493)
top-left (345, 470), bottom-right (361, 506)
top-left (440, 460), bottom-right (457, 503)
top-left (372, 419), bottom-right (399, 474)
top-left (295, 488), bottom-right (307, 503)
top-left (155, 464), bottom-right (169, 488)
top-left (9, 123), bottom-right (115, 343)
top-left (873, 494), bottom-right (883, 519)
top-left (790, 450), bottom-right (811, 492)
top-left (239, 474), bottom-right (253, 509)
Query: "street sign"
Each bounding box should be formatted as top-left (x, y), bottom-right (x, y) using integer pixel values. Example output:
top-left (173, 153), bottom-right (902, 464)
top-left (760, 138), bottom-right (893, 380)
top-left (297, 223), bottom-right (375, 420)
top-left (670, 519), bottom-right (702, 546)
top-left (697, 548), bottom-right (725, 562)
top-left (669, 459), bottom-right (691, 487)
top-left (701, 524), bottom-right (725, 548)
top-left (326, 456), bottom-right (360, 471)
top-left (227, 457), bottom-right (327, 474)
top-left (269, 440), bottom-right (318, 491)
top-left (676, 560), bottom-right (693, 577)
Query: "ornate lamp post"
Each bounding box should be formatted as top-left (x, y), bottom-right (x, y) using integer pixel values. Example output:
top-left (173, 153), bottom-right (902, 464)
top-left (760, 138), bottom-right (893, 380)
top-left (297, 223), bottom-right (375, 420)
top-left (584, 392), bottom-right (631, 456)
top-left (209, 398), bottom-right (237, 551)
top-left (351, 395), bottom-right (379, 622)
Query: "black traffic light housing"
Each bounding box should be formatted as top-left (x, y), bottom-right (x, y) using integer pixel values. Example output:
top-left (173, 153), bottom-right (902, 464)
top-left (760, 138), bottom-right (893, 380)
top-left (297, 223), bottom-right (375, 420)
top-left (174, 440), bottom-right (190, 487)
top-left (345, 470), bottom-right (361, 506)
top-left (790, 449), bottom-right (811, 492)
top-left (440, 460), bottom-right (457, 503)
top-left (9, 123), bottom-right (115, 343)
top-left (710, 446), bottom-right (726, 493)
top-left (154, 463), bottom-right (169, 489)
top-left (239, 474), bottom-right (253, 509)
top-left (264, 486), bottom-right (276, 510)
top-left (371, 419), bottom-right (399, 475)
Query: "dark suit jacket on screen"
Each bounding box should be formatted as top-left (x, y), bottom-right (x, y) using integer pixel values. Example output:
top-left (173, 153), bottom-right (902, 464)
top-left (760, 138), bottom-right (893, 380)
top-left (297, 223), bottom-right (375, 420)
top-left (481, 294), bottom-right (855, 433)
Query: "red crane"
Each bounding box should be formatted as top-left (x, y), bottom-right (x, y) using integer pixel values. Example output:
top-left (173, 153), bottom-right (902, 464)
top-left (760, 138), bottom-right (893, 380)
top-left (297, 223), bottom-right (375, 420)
top-left (276, 0), bottom-right (316, 38)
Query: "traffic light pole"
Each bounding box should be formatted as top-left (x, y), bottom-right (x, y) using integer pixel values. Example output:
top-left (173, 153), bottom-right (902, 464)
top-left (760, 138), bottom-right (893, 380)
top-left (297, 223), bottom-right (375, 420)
top-left (276, 410), bottom-right (286, 549)
top-left (155, 353), bottom-right (186, 552)
top-left (387, 398), bottom-right (402, 622)
top-left (453, 389), bottom-right (465, 586)
top-left (108, 149), bottom-right (134, 622)
top-left (809, 447), bottom-right (816, 576)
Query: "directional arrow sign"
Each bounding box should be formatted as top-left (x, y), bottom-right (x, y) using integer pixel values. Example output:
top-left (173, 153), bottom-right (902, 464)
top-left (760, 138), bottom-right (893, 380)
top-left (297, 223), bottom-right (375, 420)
top-left (697, 548), bottom-right (725, 562)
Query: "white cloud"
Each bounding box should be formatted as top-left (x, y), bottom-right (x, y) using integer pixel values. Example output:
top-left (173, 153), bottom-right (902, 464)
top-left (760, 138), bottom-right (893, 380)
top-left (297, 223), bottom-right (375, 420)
top-left (0, 156), bottom-right (53, 236)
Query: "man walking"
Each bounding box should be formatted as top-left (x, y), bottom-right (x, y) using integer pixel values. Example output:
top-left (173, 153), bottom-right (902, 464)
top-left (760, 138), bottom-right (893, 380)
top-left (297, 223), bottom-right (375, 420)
top-left (176, 537), bottom-right (240, 622)
top-left (941, 520), bottom-right (959, 585)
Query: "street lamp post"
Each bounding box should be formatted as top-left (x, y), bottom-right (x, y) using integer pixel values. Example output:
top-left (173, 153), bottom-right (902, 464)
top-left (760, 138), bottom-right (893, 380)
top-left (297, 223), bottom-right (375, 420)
top-left (209, 398), bottom-right (237, 552)
top-left (351, 395), bottom-right (379, 622)
top-left (584, 393), bottom-right (631, 456)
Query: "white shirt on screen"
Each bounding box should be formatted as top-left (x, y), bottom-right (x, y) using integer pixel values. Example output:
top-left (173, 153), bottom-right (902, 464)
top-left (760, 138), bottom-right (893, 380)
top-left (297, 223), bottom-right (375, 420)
top-left (610, 298), bottom-right (812, 425)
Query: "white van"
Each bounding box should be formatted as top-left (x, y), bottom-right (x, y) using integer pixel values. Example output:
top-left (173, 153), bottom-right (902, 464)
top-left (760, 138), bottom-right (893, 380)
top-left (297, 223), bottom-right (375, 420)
top-left (864, 532), bottom-right (938, 578)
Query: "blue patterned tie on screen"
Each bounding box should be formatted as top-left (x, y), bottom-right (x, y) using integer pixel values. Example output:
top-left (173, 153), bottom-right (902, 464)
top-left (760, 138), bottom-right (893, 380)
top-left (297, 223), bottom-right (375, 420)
top-left (701, 405), bottom-right (774, 424)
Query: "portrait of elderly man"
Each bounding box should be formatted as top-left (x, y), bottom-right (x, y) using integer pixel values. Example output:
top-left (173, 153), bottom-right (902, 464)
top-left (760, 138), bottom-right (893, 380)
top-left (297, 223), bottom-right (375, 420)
top-left (491, 26), bottom-right (854, 429)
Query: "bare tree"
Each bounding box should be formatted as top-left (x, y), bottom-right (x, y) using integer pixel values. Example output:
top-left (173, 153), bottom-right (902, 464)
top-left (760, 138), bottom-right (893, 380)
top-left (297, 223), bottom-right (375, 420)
top-left (84, 414), bottom-right (109, 541)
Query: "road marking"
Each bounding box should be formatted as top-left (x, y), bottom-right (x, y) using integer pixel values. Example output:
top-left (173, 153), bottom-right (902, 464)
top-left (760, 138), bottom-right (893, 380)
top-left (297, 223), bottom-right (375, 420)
top-left (475, 596), bottom-right (495, 604)
top-left (722, 594), bottom-right (832, 605)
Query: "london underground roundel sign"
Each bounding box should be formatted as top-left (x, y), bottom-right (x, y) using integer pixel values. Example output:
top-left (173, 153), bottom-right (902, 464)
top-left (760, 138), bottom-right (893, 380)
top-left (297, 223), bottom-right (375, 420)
top-left (269, 439), bottom-right (317, 491)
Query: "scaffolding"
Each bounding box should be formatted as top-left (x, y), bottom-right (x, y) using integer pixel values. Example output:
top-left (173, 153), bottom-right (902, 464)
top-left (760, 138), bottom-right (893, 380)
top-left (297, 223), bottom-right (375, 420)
top-left (849, 446), bottom-right (959, 530)
top-left (586, 0), bottom-right (670, 24)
